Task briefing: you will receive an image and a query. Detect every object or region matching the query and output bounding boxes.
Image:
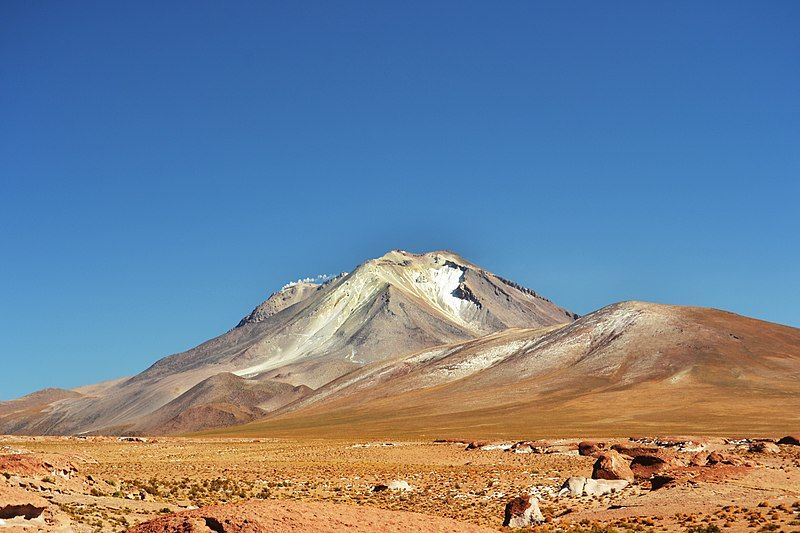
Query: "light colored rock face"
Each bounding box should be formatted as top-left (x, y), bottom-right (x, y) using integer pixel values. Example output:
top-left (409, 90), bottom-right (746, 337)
top-left (592, 450), bottom-right (634, 481)
top-left (560, 476), bottom-right (629, 497)
top-left (560, 476), bottom-right (587, 496)
top-left (503, 495), bottom-right (544, 527)
top-left (387, 480), bottom-right (412, 491)
top-left (584, 478), bottom-right (629, 496)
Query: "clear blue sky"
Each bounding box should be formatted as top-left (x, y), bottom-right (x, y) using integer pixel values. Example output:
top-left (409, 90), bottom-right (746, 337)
top-left (1, 2), bottom-right (798, 400)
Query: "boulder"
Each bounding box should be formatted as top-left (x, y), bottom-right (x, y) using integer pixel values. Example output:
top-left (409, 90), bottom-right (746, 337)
top-left (584, 478), bottom-right (629, 496)
top-left (689, 452), bottom-right (709, 467)
top-left (559, 476), bottom-right (628, 497)
top-left (559, 476), bottom-right (587, 496)
top-left (592, 450), bottom-right (634, 481)
top-left (707, 452), bottom-right (742, 466)
top-left (777, 435), bottom-right (800, 446)
top-left (386, 480), bottom-right (412, 491)
top-left (502, 495), bottom-right (544, 527)
top-left (750, 441), bottom-right (780, 454)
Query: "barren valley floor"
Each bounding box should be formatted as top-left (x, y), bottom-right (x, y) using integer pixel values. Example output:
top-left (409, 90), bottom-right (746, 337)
top-left (1, 435), bottom-right (799, 532)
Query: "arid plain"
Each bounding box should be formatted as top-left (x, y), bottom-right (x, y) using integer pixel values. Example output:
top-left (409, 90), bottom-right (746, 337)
top-left (1, 435), bottom-right (800, 532)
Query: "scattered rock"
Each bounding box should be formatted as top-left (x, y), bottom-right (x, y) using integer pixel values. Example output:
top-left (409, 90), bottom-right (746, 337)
top-left (777, 435), bottom-right (800, 446)
top-left (592, 450), bottom-right (634, 481)
top-left (118, 436), bottom-right (148, 443)
top-left (480, 443), bottom-right (513, 451)
top-left (502, 495), bottom-right (544, 527)
top-left (465, 441), bottom-right (488, 450)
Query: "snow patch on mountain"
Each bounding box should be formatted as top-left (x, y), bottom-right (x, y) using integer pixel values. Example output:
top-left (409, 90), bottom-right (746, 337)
top-left (430, 265), bottom-right (473, 316)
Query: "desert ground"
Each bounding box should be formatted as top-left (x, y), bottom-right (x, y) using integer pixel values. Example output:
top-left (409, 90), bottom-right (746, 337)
top-left (1, 435), bottom-right (799, 532)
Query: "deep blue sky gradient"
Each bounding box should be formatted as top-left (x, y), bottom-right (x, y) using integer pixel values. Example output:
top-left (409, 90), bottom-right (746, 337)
top-left (1, 2), bottom-right (798, 399)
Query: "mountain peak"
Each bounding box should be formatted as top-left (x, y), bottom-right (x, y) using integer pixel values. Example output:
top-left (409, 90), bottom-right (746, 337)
top-left (371, 249), bottom-right (470, 266)
top-left (2, 249), bottom-right (577, 434)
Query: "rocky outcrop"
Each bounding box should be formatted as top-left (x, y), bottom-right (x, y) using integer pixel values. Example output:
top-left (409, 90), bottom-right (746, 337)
top-left (777, 435), bottom-right (800, 446)
top-left (0, 486), bottom-right (48, 520)
top-left (749, 441), bottom-right (780, 454)
top-left (502, 495), bottom-right (544, 527)
top-left (592, 450), bottom-right (634, 481)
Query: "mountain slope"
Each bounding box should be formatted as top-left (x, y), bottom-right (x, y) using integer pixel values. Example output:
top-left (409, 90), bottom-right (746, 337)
top-left (135, 373), bottom-right (312, 434)
top-left (216, 301), bottom-right (800, 438)
top-left (0, 250), bottom-right (575, 435)
top-left (235, 281), bottom-right (323, 327)
top-left (0, 388), bottom-right (84, 434)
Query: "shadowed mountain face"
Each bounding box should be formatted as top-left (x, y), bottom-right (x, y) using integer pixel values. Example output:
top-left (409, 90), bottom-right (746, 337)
top-left (137, 373), bottom-right (312, 434)
top-left (0, 250), bottom-right (576, 435)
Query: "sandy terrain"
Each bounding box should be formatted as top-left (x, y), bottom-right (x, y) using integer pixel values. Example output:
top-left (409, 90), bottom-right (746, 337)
top-left (1, 435), bottom-right (799, 532)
